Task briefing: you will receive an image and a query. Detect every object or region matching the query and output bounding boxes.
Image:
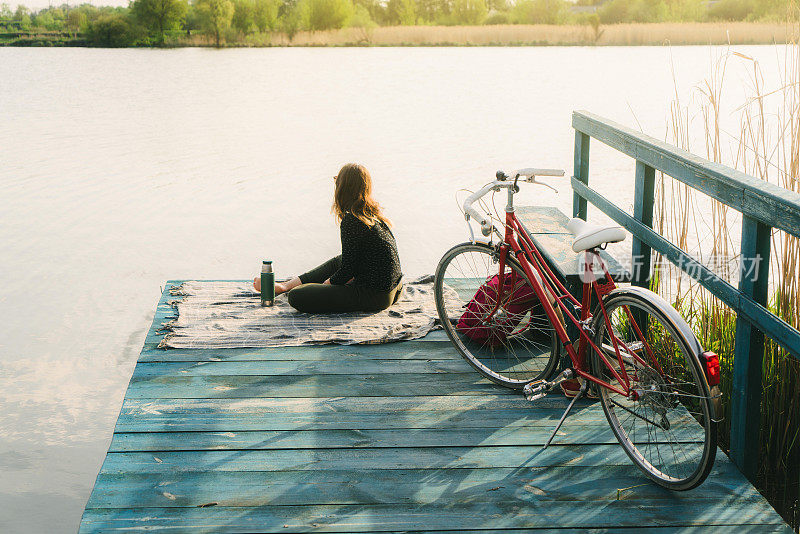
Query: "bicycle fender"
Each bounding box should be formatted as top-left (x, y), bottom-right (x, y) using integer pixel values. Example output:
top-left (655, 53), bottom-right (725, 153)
top-left (600, 286), bottom-right (721, 422)
top-left (602, 286), bottom-right (703, 356)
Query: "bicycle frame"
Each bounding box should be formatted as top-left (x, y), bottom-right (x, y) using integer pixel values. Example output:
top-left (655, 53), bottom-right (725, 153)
top-left (454, 174), bottom-right (718, 490)
top-left (489, 207), bottom-right (658, 399)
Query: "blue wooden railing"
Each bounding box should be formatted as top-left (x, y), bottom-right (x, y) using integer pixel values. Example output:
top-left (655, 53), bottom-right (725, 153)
top-left (570, 110), bottom-right (800, 481)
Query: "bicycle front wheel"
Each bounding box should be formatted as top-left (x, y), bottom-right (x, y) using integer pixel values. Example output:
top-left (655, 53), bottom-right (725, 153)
top-left (590, 287), bottom-right (717, 490)
top-left (434, 242), bottom-right (559, 389)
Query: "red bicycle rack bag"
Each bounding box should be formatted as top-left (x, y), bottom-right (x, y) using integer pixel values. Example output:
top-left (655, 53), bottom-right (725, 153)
top-left (456, 274), bottom-right (538, 345)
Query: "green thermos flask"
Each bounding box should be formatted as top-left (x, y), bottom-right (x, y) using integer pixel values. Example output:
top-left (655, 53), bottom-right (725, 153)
top-left (261, 260), bottom-right (275, 306)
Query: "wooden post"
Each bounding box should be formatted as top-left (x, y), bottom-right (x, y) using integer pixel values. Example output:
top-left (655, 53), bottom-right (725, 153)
top-left (573, 131), bottom-right (590, 220)
top-left (632, 161), bottom-right (655, 288)
top-left (730, 215), bottom-right (771, 481)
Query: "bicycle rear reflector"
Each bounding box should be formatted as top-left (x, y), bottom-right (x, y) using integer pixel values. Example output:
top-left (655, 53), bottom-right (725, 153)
top-left (700, 351), bottom-right (721, 386)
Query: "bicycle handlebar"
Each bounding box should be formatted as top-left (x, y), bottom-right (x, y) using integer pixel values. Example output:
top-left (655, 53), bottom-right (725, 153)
top-left (463, 168), bottom-right (565, 236)
top-left (497, 168), bottom-right (566, 180)
top-left (462, 183), bottom-right (498, 234)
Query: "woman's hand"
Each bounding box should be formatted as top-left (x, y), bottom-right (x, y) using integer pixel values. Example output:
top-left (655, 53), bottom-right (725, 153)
top-left (253, 276), bottom-right (261, 292)
top-left (322, 278), bottom-right (352, 285)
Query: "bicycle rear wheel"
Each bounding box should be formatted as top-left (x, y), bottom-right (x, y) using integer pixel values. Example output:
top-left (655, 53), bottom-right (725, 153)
top-left (434, 242), bottom-right (559, 389)
top-left (590, 287), bottom-right (717, 490)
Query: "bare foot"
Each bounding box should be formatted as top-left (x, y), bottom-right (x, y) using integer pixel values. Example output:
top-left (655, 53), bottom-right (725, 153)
top-left (275, 281), bottom-right (289, 295)
top-left (255, 275), bottom-right (301, 295)
top-left (277, 276), bottom-right (302, 295)
top-left (255, 277), bottom-right (287, 294)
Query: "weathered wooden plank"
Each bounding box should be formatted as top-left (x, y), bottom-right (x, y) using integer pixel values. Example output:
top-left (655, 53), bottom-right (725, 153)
top-left (115, 397), bottom-right (607, 432)
top-left (97, 444), bottom-right (712, 474)
top-left (514, 206), bottom-right (573, 234)
top-left (78, 497), bottom-right (788, 533)
top-left (107, 427), bottom-right (702, 452)
top-left (139, 340), bottom-right (458, 362)
top-left (113, 411), bottom-right (607, 432)
top-left (120, 394), bottom-right (568, 414)
top-left (125, 372), bottom-right (512, 398)
top-left (573, 129), bottom-right (590, 220)
top-left (131, 359), bottom-right (475, 378)
top-left (730, 215), bottom-right (771, 480)
top-left (573, 110), bottom-right (800, 239)
top-left (108, 422), bottom-right (703, 452)
top-left (113, 397), bottom-right (695, 436)
top-left (572, 177), bottom-right (800, 360)
top-left (107, 426), bottom-right (614, 452)
top-left (86, 463), bottom-right (753, 509)
top-left (632, 160), bottom-right (655, 288)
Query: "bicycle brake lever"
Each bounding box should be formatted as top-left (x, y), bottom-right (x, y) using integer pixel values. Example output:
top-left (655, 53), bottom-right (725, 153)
top-left (531, 177), bottom-right (559, 193)
top-left (466, 217), bottom-right (476, 243)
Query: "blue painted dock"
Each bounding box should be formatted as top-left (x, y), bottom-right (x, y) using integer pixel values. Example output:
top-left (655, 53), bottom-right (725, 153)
top-left (80, 281), bottom-right (792, 532)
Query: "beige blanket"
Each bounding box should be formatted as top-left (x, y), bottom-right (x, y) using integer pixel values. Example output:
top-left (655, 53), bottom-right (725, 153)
top-left (159, 276), bottom-right (456, 349)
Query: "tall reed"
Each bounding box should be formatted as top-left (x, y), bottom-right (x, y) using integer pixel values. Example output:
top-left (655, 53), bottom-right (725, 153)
top-left (654, 18), bottom-right (800, 528)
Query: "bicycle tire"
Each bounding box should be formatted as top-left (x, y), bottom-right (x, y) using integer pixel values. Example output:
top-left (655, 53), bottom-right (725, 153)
top-left (434, 242), bottom-right (560, 389)
top-left (589, 286), bottom-right (717, 490)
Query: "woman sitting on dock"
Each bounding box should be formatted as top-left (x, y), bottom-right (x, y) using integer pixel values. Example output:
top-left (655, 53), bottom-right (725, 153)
top-left (253, 163), bottom-right (403, 313)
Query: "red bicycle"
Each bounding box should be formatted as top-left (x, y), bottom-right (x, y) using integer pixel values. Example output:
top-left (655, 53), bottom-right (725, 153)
top-left (433, 168), bottom-right (722, 490)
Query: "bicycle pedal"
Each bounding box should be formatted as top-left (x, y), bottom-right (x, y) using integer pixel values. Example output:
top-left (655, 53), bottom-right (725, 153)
top-left (526, 390), bottom-right (549, 401)
top-left (523, 381), bottom-right (549, 401)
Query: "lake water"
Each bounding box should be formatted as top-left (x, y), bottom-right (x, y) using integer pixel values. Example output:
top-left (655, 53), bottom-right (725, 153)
top-left (0, 45), bottom-right (789, 532)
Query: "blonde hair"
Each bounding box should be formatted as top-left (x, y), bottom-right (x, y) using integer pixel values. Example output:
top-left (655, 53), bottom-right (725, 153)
top-left (332, 163), bottom-right (391, 227)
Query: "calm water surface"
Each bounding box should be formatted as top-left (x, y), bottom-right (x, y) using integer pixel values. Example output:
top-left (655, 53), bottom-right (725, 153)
top-left (0, 45), bottom-right (787, 532)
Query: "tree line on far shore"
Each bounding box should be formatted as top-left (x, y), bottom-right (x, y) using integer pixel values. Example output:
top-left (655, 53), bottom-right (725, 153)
top-left (0, 0), bottom-right (794, 47)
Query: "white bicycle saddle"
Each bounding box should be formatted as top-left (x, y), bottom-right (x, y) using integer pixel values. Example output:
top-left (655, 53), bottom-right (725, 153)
top-left (566, 218), bottom-right (627, 253)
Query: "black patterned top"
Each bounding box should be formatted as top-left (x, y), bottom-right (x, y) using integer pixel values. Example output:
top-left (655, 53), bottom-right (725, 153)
top-left (330, 212), bottom-right (403, 291)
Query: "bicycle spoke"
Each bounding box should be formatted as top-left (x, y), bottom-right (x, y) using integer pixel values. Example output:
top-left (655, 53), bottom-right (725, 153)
top-left (434, 244), bottom-right (559, 387)
top-left (591, 291), bottom-right (716, 490)
top-left (609, 398), bottom-right (669, 430)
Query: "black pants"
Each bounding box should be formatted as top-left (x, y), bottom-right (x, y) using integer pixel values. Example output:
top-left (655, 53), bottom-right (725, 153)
top-left (288, 255), bottom-right (403, 313)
